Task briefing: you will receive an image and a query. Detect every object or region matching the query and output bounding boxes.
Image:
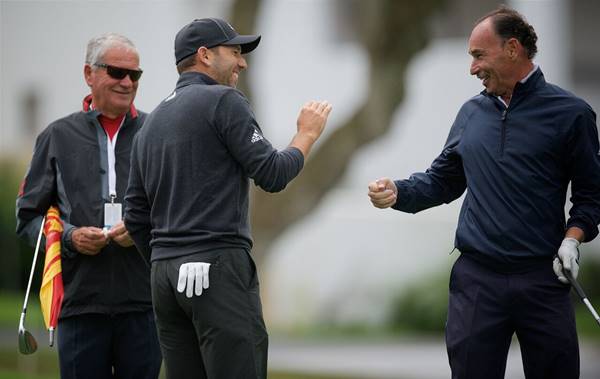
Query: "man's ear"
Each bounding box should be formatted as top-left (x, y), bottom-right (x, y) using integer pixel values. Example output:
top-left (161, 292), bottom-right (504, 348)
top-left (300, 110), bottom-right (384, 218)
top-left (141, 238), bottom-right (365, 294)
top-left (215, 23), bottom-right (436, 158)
top-left (84, 64), bottom-right (94, 87)
top-left (197, 46), bottom-right (211, 66)
top-left (505, 38), bottom-right (519, 60)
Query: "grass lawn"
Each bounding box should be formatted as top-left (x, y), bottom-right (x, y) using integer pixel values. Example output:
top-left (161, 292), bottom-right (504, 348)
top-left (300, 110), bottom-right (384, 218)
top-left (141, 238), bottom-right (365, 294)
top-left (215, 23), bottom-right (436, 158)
top-left (0, 371), bottom-right (357, 379)
top-left (0, 345), bottom-right (358, 379)
top-left (0, 290), bottom-right (596, 378)
top-left (0, 347), bottom-right (58, 379)
top-left (0, 291), bottom-right (45, 330)
top-left (0, 372), bottom-right (57, 379)
top-left (0, 291), bottom-right (362, 378)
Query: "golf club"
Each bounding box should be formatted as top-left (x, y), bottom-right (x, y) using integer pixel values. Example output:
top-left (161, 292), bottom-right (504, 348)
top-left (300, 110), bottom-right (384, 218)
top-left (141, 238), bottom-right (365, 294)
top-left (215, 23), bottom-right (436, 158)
top-left (18, 216), bottom-right (45, 355)
top-left (564, 268), bottom-right (600, 327)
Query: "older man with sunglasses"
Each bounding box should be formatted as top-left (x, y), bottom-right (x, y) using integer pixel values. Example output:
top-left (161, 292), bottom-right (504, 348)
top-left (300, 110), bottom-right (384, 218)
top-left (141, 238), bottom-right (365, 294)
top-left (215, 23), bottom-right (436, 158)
top-left (16, 33), bottom-right (161, 379)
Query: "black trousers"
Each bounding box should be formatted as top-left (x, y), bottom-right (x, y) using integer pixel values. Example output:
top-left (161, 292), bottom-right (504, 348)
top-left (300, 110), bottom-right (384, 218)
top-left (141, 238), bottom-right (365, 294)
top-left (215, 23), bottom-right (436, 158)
top-left (446, 254), bottom-right (579, 379)
top-left (57, 311), bottom-right (162, 379)
top-left (151, 248), bottom-right (268, 379)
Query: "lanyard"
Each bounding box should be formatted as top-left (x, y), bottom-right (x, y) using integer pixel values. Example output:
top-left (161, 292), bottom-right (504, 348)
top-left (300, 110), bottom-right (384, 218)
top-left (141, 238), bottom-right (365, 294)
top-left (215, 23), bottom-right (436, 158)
top-left (105, 118), bottom-right (125, 200)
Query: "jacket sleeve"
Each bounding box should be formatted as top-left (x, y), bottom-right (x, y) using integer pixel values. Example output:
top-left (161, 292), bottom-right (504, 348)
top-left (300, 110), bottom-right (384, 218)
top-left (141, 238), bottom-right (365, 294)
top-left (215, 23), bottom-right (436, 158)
top-left (16, 126), bottom-right (90, 258)
top-left (124, 134), bottom-right (152, 260)
top-left (16, 125), bottom-right (92, 258)
top-left (566, 104), bottom-right (600, 242)
top-left (392, 110), bottom-right (467, 213)
top-left (214, 90), bottom-right (304, 193)
top-left (16, 129), bottom-right (55, 247)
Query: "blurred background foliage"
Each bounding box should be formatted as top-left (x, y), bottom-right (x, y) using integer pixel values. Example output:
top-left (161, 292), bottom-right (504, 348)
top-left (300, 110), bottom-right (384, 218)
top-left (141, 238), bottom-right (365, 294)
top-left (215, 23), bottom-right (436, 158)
top-left (387, 260), bottom-right (600, 339)
top-left (0, 159), bottom-right (34, 292)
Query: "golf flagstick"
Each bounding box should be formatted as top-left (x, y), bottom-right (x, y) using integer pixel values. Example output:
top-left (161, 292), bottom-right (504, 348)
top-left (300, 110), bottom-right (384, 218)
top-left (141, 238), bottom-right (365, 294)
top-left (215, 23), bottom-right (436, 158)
top-left (18, 216), bottom-right (45, 354)
top-left (564, 268), bottom-right (600, 327)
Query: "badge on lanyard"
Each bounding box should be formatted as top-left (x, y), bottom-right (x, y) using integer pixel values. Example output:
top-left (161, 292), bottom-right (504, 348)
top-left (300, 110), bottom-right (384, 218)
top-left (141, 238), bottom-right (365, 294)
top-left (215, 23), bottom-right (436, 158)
top-left (104, 194), bottom-right (122, 230)
top-left (103, 123), bottom-right (123, 231)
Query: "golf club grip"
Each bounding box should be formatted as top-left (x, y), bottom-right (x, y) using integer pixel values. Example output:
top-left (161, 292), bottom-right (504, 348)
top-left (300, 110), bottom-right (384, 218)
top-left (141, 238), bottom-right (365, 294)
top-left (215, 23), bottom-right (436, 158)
top-left (563, 269), bottom-right (600, 328)
top-left (564, 270), bottom-right (587, 300)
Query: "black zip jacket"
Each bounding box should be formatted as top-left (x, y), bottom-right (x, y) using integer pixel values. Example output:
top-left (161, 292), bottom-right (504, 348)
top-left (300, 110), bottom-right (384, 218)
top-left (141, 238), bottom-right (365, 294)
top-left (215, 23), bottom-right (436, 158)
top-left (16, 104), bottom-right (152, 318)
top-left (393, 69), bottom-right (600, 272)
top-left (125, 72), bottom-right (304, 261)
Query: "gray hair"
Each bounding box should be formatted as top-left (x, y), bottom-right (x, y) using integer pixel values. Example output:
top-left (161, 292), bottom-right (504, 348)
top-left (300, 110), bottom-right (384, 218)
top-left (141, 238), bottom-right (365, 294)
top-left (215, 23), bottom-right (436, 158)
top-left (85, 33), bottom-right (138, 66)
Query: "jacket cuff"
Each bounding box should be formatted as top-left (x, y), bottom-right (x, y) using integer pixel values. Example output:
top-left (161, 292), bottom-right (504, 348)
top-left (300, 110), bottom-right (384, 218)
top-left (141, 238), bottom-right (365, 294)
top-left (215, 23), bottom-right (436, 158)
top-left (566, 220), bottom-right (598, 243)
top-left (61, 223), bottom-right (79, 258)
top-left (391, 180), bottom-right (412, 212)
top-left (286, 146), bottom-right (305, 169)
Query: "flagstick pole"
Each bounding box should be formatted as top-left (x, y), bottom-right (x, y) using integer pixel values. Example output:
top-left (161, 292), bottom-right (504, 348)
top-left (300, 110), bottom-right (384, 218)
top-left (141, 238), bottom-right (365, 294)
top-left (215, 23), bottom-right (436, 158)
top-left (49, 327), bottom-right (55, 347)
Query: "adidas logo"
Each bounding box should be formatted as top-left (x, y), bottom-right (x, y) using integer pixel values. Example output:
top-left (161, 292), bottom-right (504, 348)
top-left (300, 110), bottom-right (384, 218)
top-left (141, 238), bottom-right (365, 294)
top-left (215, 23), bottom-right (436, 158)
top-left (250, 130), bottom-right (263, 143)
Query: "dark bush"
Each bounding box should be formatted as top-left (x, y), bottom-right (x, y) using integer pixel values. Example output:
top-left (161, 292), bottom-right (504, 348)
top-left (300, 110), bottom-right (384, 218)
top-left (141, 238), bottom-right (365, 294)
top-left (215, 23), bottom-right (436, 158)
top-left (0, 158), bottom-right (35, 291)
top-left (387, 270), bottom-right (450, 334)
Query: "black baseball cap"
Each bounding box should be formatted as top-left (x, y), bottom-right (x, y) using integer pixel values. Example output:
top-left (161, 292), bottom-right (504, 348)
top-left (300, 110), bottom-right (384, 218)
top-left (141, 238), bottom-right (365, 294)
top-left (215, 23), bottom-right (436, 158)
top-left (174, 18), bottom-right (261, 64)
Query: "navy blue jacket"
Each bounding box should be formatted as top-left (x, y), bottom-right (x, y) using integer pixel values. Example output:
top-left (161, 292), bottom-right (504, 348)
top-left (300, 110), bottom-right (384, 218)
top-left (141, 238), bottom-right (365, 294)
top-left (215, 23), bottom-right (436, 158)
top-left (393, 69), bottom-right (600, 272)
top-left (125, 72), bottom-right (304, 261)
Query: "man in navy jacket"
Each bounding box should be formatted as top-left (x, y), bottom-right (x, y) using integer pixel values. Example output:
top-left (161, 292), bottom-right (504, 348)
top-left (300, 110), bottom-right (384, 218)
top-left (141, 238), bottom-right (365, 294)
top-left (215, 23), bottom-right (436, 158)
top-left (369, 6), bottom-right (600, 379)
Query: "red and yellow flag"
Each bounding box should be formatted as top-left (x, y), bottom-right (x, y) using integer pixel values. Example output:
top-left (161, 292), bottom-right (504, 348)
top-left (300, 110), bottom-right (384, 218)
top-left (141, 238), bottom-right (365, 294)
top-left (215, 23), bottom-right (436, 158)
top-left (40, 206), bottom-right (64, 332)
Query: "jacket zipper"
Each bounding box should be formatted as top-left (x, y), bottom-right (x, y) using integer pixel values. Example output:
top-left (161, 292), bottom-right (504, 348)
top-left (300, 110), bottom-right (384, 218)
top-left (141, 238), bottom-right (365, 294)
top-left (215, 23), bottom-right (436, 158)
top-left (500, 107), bottom-right (508, 156)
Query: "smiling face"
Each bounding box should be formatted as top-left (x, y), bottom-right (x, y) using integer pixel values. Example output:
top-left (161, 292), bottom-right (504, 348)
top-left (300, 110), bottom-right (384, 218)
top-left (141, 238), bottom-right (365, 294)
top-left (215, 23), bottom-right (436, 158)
top-left (84, 45), bottom-right (140, 118)
top-left (468, 19), bottom-right (516, 99)
top-left (208, 45), bottom-right (247, 88)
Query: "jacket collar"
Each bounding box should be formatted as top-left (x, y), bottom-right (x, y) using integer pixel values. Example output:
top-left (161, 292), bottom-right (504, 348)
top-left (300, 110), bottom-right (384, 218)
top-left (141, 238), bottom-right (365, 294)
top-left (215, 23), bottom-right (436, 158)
top-left (82, 94), bottom-right (139, 119)
top-left (511, 66), bottom-right (545, 97)
top-left (481, 66), bottom-right (546, 101)
top-left (176, 71), bottom-right (219, 89)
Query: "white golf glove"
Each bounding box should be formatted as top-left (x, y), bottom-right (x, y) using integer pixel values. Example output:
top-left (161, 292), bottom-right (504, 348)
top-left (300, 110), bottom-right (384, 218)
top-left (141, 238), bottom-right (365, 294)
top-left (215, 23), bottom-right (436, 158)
top-left (553, 237), bottom-right (580, 284)
top-left (177, 262), bottom-right (211, 298)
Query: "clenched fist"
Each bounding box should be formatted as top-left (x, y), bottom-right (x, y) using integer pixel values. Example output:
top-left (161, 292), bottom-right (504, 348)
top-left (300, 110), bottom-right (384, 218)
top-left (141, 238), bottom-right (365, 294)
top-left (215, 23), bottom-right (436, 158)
top-left (368, 177), bottom-right (398, 209)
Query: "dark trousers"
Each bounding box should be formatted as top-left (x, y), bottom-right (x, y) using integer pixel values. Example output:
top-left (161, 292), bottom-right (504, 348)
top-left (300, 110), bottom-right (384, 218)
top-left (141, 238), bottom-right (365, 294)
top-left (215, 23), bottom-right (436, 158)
top-left (446, 254), bottom-right (579, 379)
top-left (57, 311), bottom-right (162, 379)
top-left (151, 248), bottom-right (268, 379)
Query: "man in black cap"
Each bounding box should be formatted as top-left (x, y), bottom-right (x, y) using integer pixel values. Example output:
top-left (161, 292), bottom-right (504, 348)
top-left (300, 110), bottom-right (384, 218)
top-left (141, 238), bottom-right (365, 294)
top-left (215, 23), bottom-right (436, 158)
top-left (124, 18), bottom-right (332, 379)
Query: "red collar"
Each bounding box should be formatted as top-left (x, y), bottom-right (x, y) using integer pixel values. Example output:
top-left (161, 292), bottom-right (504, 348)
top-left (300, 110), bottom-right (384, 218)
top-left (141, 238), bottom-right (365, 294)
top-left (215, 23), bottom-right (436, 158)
top-left (82, 94), bottom-right (138, 118)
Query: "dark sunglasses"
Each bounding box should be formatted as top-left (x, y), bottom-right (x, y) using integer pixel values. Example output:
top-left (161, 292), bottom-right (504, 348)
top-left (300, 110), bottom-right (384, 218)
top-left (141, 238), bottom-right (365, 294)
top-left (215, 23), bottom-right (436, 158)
top-left (94, 63), bottom-right (143, 82)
